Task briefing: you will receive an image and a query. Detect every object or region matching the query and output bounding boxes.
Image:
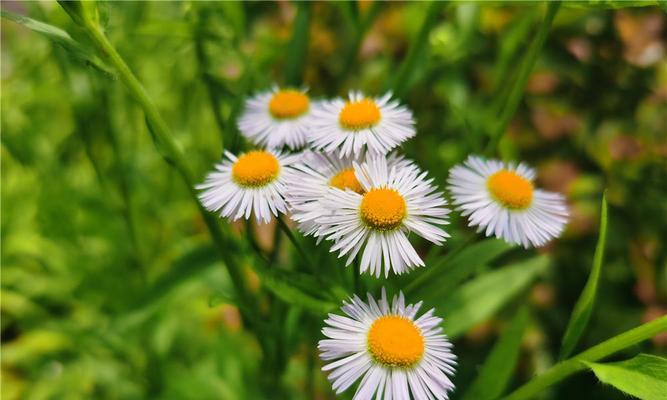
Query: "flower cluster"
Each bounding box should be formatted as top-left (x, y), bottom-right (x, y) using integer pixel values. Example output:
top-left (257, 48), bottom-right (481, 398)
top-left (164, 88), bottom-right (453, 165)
top-left (196, 86), bottom-right (570, 399)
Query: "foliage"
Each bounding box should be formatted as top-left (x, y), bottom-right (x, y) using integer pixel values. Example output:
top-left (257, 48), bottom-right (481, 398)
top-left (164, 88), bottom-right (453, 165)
top-left (2, 1), bottom-right (666, 399)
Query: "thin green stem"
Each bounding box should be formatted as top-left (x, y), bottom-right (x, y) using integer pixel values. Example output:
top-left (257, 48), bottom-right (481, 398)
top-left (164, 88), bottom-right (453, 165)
top-left (485, 1), bottom-right (560, 156)
top-left (338, 1), bottom-right (381, 87)
top-left (276, 216), bottom-right (312, 268)
top-left (404, 232), bottom-right (476, 294)
top-left (193, 15), bottom-right (226, 149)
top-left (504, 316), bottom-right (667, 400)
top-left (70, 11), bottom-right (256, 320)
top-left (389, 1), bottom-right (445, 98)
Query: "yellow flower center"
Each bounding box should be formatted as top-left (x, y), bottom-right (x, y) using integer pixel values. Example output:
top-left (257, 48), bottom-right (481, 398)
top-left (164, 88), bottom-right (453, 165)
top-left (231, 151), bottom-right (280, 187)
top-left (487, 169), bottom-right (534, 209)
top-left (360, 188), bottom-right (406, 230)
top-left (268, 90), bottom-right (309, 119)
top-left (339, 99), bottom-right (381, 130)
top-left (329, 168), bottom-right (364, 194)
top-left (368, 315), bottom-right (424, 368)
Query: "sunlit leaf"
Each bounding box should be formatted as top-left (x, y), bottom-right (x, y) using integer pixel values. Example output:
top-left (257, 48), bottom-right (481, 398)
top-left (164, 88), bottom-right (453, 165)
top-left (584, 354), bottom-right (667, 400)
top-left (440, 255), bottom-right (548, 338)
top-left (462, 307), bottom-right (530, 400)
top-left (560, 193), bottom-right (608, 359)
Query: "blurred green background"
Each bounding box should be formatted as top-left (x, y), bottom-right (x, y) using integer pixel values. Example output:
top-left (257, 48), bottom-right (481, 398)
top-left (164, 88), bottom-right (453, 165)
top-left (2, 1), bottom-right (666, 399)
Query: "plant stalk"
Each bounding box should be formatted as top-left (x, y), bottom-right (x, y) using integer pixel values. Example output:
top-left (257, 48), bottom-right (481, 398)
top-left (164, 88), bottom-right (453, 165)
top-left (485, 1), bottom-right (560, 156)
top-left (504, 316), bottom-right (667, 400)
top-left (70, 10), bottom-right (257, 320)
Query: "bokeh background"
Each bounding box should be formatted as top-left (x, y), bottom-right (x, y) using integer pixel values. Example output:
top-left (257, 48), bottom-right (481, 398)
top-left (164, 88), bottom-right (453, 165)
top-left (2, 1), bottom-right (666, 399)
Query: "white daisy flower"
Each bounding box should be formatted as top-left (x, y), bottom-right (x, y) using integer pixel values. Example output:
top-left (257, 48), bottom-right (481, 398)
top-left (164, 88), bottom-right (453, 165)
top-left (447, 155), bottom-right (569, 248)
top-left (286, 151), bottom-right (417, 238)
top-left (317, 156), bottom-right (449, 277)
top-left (309, 91), bottom-right (416, 157)
top-left (319, 288), bottom-right (457, 400)
top-left (238, 87), bottom-right (313, 150)
top-left (197, 149), bottom-right (299, 224)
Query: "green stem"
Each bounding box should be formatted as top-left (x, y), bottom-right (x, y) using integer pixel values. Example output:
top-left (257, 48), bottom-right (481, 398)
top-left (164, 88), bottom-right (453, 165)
top-left (389, 1), bottom-right (445, 98)
top-left (338, 1), bottom-right (381, 86)
top-left (283, 2), bottom-right (311, 86)
top-left (193, 16), bottom-right (226, 148)
top-left (485, 1), bottom-right (560, 156)
top-left (505, 316), bottom-right (667, 400)
top-left (404, 232), bottom-right (476, 294)
top-left (276, 216), bottom-right (312, 267)
top-left (70, 11), bottom-right (256, 320)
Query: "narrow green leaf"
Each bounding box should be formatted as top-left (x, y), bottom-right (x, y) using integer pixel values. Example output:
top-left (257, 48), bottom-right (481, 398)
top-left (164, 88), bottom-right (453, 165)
top-left (440, 255), bottom-right (548, 339)
top-left (253, 263), bottom-right (337, 314)
top-left (1, 10), bottom-right (114, 77)
top-left (560, 193), bottom-right (608, 359)
top-left (283, 2), bottom-right (311, 86)
top-left (485, 1), bottom-right (560, 155)
top-left (407, 238), bottom-right (513, 296)
top-left (389, 1), bottom-right (445, 98)
top-left (463, 307), bottom-right (530, 400)
top-left (584, 354), bottom-right (667, 400)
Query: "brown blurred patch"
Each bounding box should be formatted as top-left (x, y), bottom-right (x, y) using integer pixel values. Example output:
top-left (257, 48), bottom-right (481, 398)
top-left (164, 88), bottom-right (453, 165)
top-left (531, 105), bottom-right (582, 141)
top-left (530, 283), bottom-right (555, 309)
top-left (566, 37), bottom-right (593, 63)
top-left (538, 160), bottom-right (579, 194)
top-left (608, 135), bottom-right (643, 161)
top-left (526, 71), bottom-right (559, 95)
top-left (614, 11), bottom-right (665, 67)
top-left (642, 307), bottom-right (667, 347)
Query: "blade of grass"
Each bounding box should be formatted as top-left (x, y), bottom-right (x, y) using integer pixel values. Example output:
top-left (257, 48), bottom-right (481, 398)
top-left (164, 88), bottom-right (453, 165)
top-left (389, 1), bottom-right (446, 99)
top-left (337, 0), bottom-right (381, 86)
top-left (58, 1), bottom-right (257, 321)
top-left (284, 2), bottom-right (311, 86)
top-left (559, 192), bottom-right (608, 359)
top-left (485, 1), bottom-right (560, 156)
top-left (505, 316), bottom-right (667, 400)
top-left (440, 255), bottom-right (548, 339)
top-left (1, 10), bottom-right (114, 78)
top-left (462, 307), bottom-right (530, 400)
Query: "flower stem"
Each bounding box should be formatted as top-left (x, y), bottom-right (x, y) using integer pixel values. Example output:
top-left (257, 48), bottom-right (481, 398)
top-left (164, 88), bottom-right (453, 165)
top-left (277, 216), bottom-right (313, 268)
top-left (504, 315), bottom-right (667, 400)
top-left (485, 1), bottom-right (560, 156)
top-left (70, 10), bottom-right (257, 319)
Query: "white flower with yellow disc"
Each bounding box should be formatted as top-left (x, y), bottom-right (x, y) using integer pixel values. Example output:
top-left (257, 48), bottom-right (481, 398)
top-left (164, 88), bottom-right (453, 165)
top-left (197, 149), bottom-right (299, 224)
top-left (316, 156), bottom-right (449, 277)
top-left (309, 91), bottom-right (416, 157)
top-left (238, 86), bottom-right (313, 150)
top-left (319, 288), bottom-right (457, 400)
top-left (447, 155), bottom-right (569, 248)
top-left (286, 151), bottom-right (416, 238)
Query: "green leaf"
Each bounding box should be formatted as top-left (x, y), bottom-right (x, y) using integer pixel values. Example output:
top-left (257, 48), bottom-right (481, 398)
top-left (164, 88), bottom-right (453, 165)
top-left (407, 238), bottom-right (513, 296)
top-left (462, 307), bottom-right (530, 400)
top-left (283, 2), bottom-right (311, 86)
top-left (584, 354), bottom-right (667, 400)
top-left (389, 1), bottom-right (445, 98)
top-left (440, 255), bottom-right (548, 339)
top-left (253, 263), bottom-right (337, 314)
top-left (560, 193), bottom-right (608, 359)
top-left (1, 10), bottom-right (114, 77)
top-left (563, 0), bottom-right (659, 8)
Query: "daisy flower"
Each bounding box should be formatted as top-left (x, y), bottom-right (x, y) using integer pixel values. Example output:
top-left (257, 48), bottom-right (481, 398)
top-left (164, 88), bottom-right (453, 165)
top-left (286, 151), bottom-right (417, 238)
top-left (447, 155), bottom-right (569, 248)
top-left (238, 87), bottom-right (313, 150)
top-left (319, 288), bottom-right (457, 400)
top-left (317, 156), bottom-right (449, 277)
top-left (309, 91), bottom-right (416, 157)
top-left (197, 149), bottom-right (298, 224)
